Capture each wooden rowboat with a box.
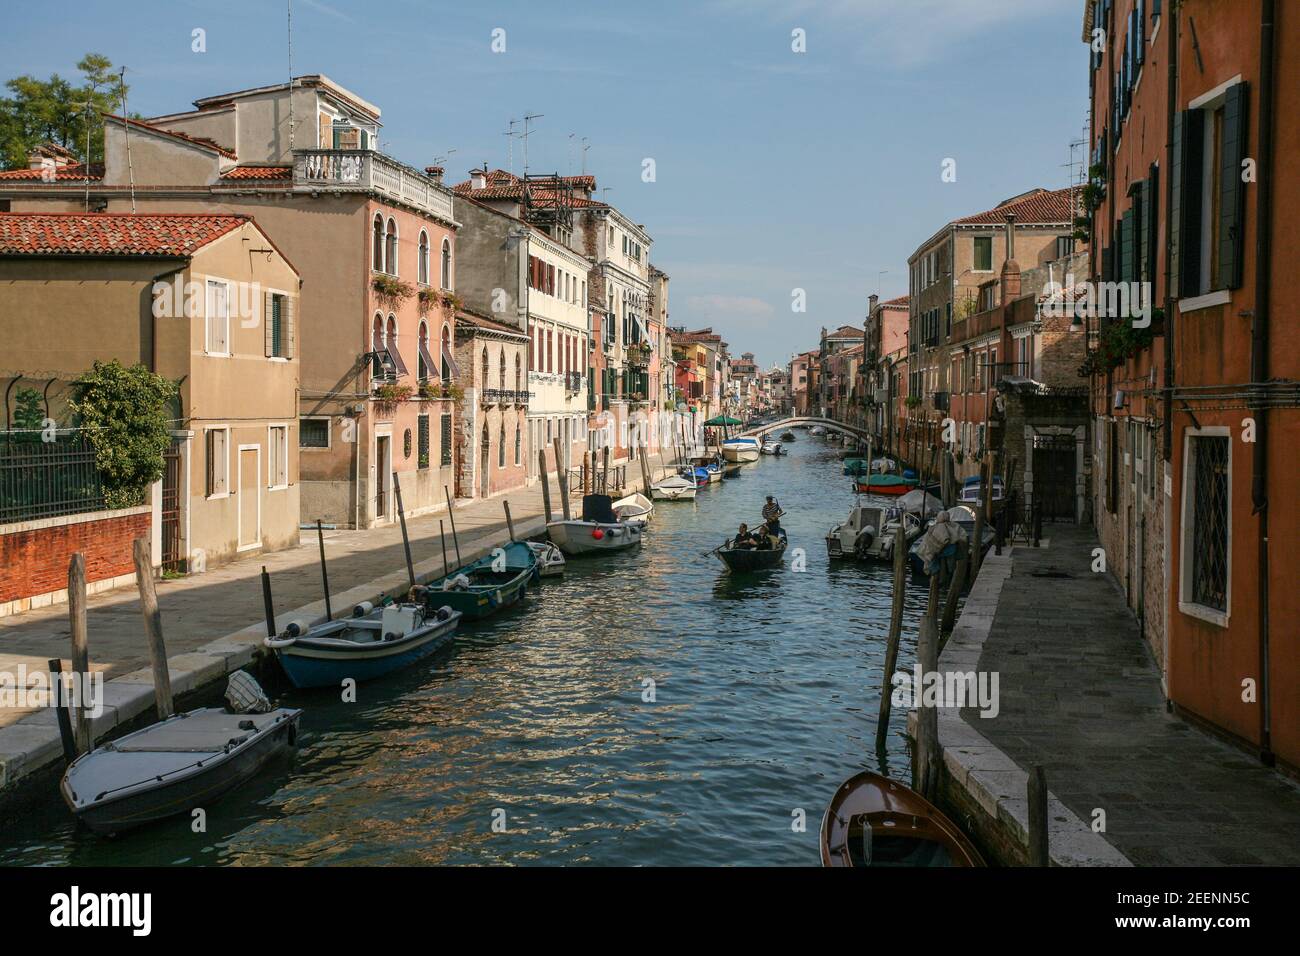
[716,527,787,573]
[821,772,985,867]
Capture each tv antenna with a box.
[503,118,518,176]
[520,113,543,176]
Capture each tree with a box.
[0,54,125,170]
[68,360,177,509]
[11,388,45,443]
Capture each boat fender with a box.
[384,631,400,642]
[435,606,453,622]
[284,619,308,638]
[592,528,605,540]
[353,601,374,618]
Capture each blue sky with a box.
[2,0,1088,368]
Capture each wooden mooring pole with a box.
[913,574,942,801]
[538,451,553,522]
[316,519,333,621]
[133,538,173,719]
[439,519,449,578]
[1028,765,1049,866]
[67,552,91,755]
[939,539,969,650]
[639,446,652,495]
[393,472,415,591]
[553,437,571,520]
[875,522,908,753]
[48,658,77,765]
[503,500,516,541]
[443,485,462,565]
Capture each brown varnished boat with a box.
[820,772,986,867]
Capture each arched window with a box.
[441,325,452,382]
[515,353,522,392]
[481,347,489,388]
[441,238,451,289]
[385,218,398,275]
[499,348,506,390]
[498,425,506,468]
[371,215,384,271]
[418,230,430,285]
[418,321,430,381]
[371,313,385,379]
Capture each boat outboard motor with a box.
[225,670,272,714]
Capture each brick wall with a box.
[0,507,151,611]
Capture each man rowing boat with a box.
[762,495,783,534]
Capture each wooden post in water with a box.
[503,500,516,542]
[875,522,909,753]
[939,539,969,647]
[316,519,333,621]
[538,451,553,523]
[971,457,989,578]
[392,472,415,591]
[48,658,77,765]
[639,446,652,496]
[439,519,449,578]
[1028,765,1049,866]
[443,485,461,565]
[132,538,173,720]
[913,573,942,800]
[553,437,571,520]
[67,553,91,755]
[602,446,610,493]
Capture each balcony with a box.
[565,371,583,394]
[480,388,532,406]
[293,149,455,222]
[625,343,652,368]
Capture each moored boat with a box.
[760,439,783,456]
[716,526,787,572]
[721,436,761,462]
[547,494,644,556]
[821,772,986,867]
[843,457,869,477]
[424,539,538,619]
[810,425,827,436]
[525,539,566,577]
[853,474,919,496]
[612,492,654,527]
[780,430,796,442]
[958,474,1006,507]
[61,674,301,836]
[266,600,462,688]
[825,501,922,561]
[651,474,698,500]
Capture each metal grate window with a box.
[418,414,430,469]
[1190,436,1229,612]
[440,413,452,467]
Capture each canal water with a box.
[1,432,942,866]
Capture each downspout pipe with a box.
[1251,0,1276,766]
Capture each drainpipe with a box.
[1251,0,1276,766]
[1163,4,1178,466]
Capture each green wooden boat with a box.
[843,458,870,476]
[852,474,919,496]
[421,540,538,620]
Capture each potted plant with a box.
[373,275,414,307]
[372,381,413,409]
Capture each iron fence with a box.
[0,432,106,524]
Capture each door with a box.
[238,445,260,550]
[480,429,491,498]
[375,436,390,520]
[1032,435,1076,521]
[161,439,183,570]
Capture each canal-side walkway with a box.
[0,454,678,802]
[940,525,1300,865]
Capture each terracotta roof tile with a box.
[953,186,1078,226]
[0,212,249,257]
[219,165,292,181]
[0,163,104,181]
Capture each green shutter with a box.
[1218,82,1248,290]
[1171,109,1205,298]
[1146,162,1160,291]
[1121,209,1135,284]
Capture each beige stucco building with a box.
[0,212,302,568]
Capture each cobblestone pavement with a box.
[962,524,1300,866]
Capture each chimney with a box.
[424,165,444,184]
[868,293,879,315]
[1000,212,1021,306]
[470,167,487,190]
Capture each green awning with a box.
[704,415,742,426]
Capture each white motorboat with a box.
[525,539,567,577]
[760,439,783,456]
[810,426,827,437]
[612,492,654,527]
[547,494,644,556]
[826,500,923,562]
[650,474,697,501]
[721,437,761,463]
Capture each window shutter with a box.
[1146,162,1160,289]
[285,295,296,359]
[206,430,215,496]
[264,291,274,357]
[1218,82,1249,290]
[1171,109,1204,298]
[1121,209,1135,283]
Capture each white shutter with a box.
[285,296,296,359]
[264,291,274,357]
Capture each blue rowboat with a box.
[421,539,537,620]
[265,601,461,689]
